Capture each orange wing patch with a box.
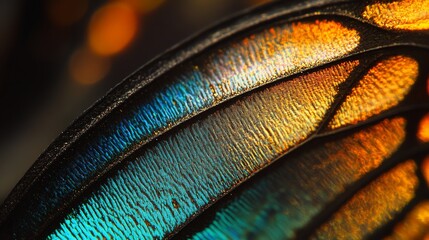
[386,201,429,240]
[328,55,418,130]
[314,160,418,239]
[418,113,429,142]
[363,0,429,31]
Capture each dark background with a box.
[0,0,272,203]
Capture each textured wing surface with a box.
[1,0,429,239]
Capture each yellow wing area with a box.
[363,0,429,30]
[328,55,418,130]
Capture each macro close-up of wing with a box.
[1,0,429,239]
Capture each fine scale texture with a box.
[1,0,429,239]
[190,117,407,239]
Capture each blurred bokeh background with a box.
[0,0,272,203]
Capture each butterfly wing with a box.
[1,0,429,239]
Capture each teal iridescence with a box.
[190,118,404,239]
[49,61,355,238]
[21,18,360,234]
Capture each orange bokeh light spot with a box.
[88,2,138,56]
[418,113,429,142]
[69,47,111,85]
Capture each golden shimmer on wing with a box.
[188,118,406,239]
[363,0,429,30]
[313,160,418,240]
[324,117,406,177]
[417,113,429,142]
[328,56,418,130]
[202,19,360,102]
[385,201,429,240]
